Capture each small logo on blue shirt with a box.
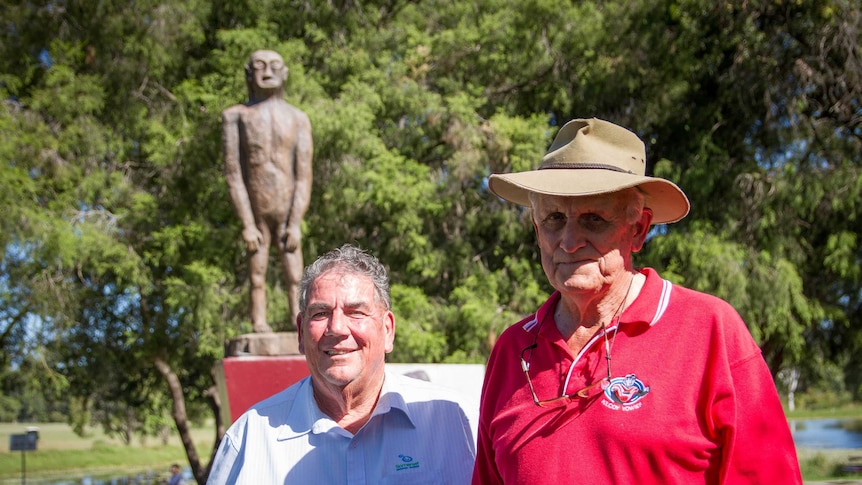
[396,454,420,471]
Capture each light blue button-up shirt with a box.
[208,371,477,484]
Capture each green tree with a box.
[1,1,860,484]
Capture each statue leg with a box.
[280,247,304,331]
[249,225,273,333]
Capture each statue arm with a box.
[223,108,263,251]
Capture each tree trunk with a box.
[204,383,227,464]
[154,357,213,485]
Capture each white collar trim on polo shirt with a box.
[521,314,540,333]
[520,276,673,334]
[649,279,672,326]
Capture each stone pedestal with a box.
[213,332,309,424]
[224,331,300,357]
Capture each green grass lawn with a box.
[3,411,862,483]
[0,422,214,483]
[798,447,862,481]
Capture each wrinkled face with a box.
[532,193,650,297]
[298,269,394,391]
[248,50,286,90]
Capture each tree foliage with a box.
[1,0,860,482]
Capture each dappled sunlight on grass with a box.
[798,448,862,481]
[0,421,215,481]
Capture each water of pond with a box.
[791,418,862,449]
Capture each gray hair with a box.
[528,187,646,225]
[298,244,391,314]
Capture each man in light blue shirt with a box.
[207,244,476,484]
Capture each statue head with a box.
[245,50,288,103]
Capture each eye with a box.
[539,211,566,230]
[308,309,330,320]
[253,60,266,70]
[347,308,373,319]
[580,213,610,230]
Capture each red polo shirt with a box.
[473,268,801,484]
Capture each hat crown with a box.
[486,117,690,224]
[541,119,646,176]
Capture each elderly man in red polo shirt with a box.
[473,118,801,484]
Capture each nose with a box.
[559,219,586,252]
[324,310,350,336]
[262,63,274,78]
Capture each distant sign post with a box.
[9,430,38,484]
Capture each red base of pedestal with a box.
[213,356,310,423]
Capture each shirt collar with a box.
[372,372,417,427]
[525,268,671,339]
[278,377,330,440]
[619,268,672,328]
[277,372,415,440]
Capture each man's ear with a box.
[383,311,396,354]
[632,208,654,253]
[296,314,305,354]
[531,210,539,237]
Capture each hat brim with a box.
[488,169,690,224]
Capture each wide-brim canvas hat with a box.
[488,118,690,224]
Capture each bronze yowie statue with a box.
[222,50,313,333]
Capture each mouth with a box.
[556,259,591,266]
[554,260,599,275]
[325,349,356,356]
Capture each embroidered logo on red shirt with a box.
[601,373,650,411]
